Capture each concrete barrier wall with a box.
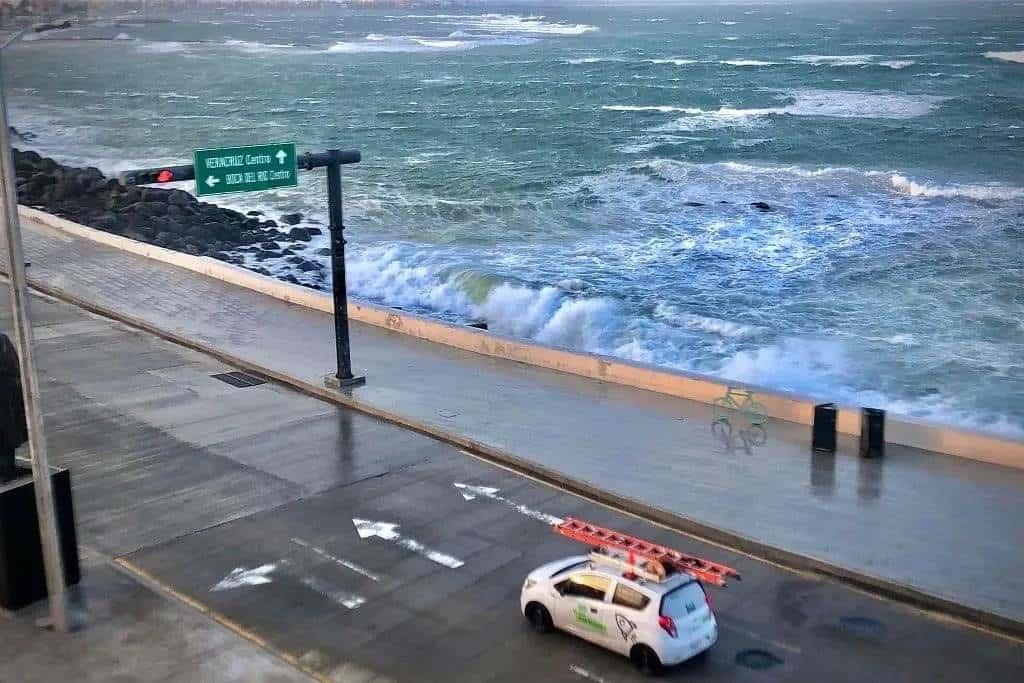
[21,206,1024,469]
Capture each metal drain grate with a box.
[211,371,266,388]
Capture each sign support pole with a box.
[325,150,363,387]
[0,55,69,633]
[120,148,365,389]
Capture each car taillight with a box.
[658,615,678,638]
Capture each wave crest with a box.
[890,174,1024,201]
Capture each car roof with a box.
[567,558,696,595]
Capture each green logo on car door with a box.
[574,604,606,633]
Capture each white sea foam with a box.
[879,60,916,69]
[328,35,469,53]
[789,54,877,66]
[603,105,694,113]
[566,57,622,64]
[654,305,761,339]
[404,13,597,36]
[135,40,190,53]
[654,89,945,131]
[984,51,1024,64]
[643,58,699,66]
[890,174,1024,201]
[721,59,779,66]
[782,89,948,118]
[655,106,777,132]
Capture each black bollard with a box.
[812,402,837,453]
[859,407,885,458]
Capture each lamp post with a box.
[0,25,69,633]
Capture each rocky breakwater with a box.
[12,148,326,286]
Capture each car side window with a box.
[559,573,611,600]
[612,583,650,610]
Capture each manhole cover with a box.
[735,649,783,671]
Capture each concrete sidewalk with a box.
[1,550,310,683]
[12,214,1024,633]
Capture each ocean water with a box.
[6,2,1024,435]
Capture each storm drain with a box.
[211,371,267,388]
[735,649,783,671]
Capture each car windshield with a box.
[660,582,706,618]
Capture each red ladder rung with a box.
[554,517,741,587]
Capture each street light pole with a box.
[324,150,363,387]
[0,46,69,632]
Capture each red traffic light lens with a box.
[156,169,174,182]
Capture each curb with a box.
[15,274,1024,644]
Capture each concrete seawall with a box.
[20,205,1024,469]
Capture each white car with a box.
[521,555,717,675]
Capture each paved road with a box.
[11,212,1024,630]
[2,287,1021,681]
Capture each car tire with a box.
[631,645,663,676]
[525,603,553,633]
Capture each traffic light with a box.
[117,163,195,187]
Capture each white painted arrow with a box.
[211,563,277,591]
[352,518,464,569]
[205,176,220,188]
[276,149,287,165]
[453,483,564,525]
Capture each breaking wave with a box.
[984,50,1024,63]
[890,174,1024,201]
[402,13,597,36]
[650,89,949,131]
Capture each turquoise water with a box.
[7,2,1024,434]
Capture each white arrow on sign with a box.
[211,563,278,591]
[352,518,464,569]
[454,483,564,525]
[276,149,287,165]
[205,176,220,188]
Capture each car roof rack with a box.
[554,517,741,587]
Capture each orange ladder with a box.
[554,517,741,587]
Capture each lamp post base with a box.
[324,373,366,390]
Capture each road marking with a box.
[569,665,607,682]
[211,563,278,591]
[352,518,464,569]
[290,537,380,582]
[453,482,564,525]
[300,576,366,610]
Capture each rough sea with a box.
[6,1,1024,435]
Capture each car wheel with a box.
[632,645,663,676]
[525,603,553,633]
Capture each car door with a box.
[608,580,652,656]
[553,573,614,647]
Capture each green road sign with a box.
[193,142,298,197]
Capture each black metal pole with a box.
[326,150,364,387]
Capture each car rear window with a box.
[660,582,706,618]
